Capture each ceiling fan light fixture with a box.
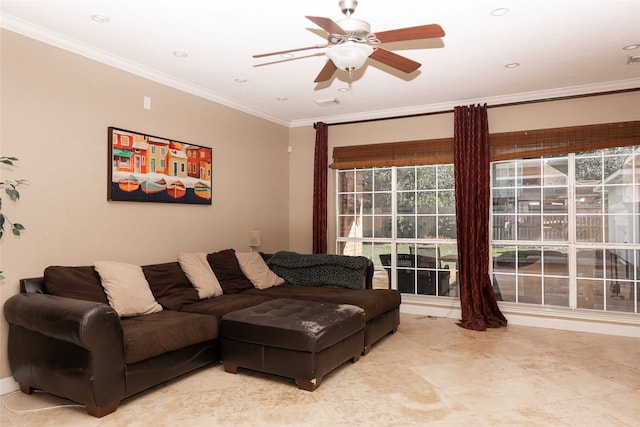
[326,41,373,71]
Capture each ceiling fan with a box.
[253,0,445,83]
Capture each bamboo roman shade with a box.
[330,120,640,169]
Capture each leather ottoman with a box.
[221,298,365,391]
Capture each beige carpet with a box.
[2,314,639,426]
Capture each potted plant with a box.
[1,156,26,280]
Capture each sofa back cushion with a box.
[206,249,253,294]
[43,265,109,304]
[142,262,200,310]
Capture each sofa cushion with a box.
[43,265,109,304]
[94,261,163,317]
[142,262,200,310]
[241,286,401,322]
[180,293,273,320]
[120,310,218,364]
[178,252,223,299]
[235,251,284,290]
[207,249,253,294]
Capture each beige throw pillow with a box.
[178,252,223,298]
[94,261,163,317]
[235,252,284,290]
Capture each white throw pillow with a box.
[94,261,163,317]
[178,252,223,298]
[235,252,284,290]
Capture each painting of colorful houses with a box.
[108,127,212,204]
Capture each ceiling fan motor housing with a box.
[335,18,371,41]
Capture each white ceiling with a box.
[1,0,639,127]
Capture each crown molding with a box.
[3,12,639,129]
[289,79,640,128]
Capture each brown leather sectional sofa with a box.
[4,249,401,417]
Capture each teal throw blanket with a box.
[267,251,369,289]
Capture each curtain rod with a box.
[313,88,639,129]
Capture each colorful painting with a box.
[108,127,212,204]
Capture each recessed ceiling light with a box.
[490,8,509,16]
[90,14,110,23]
[234,78,247,83]
[505,62,520,68]
[172,51,188,58]
[280,53,295,59]
[338,87,350,93]
[623,43,640,50]
[276,97,288,102]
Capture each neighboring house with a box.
[147,137,170,174]
[131,135,149,174]
[186,145,212,180]
[167,149,188,178]
[112,130,135,173]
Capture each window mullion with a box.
[567,153,578,310]
[391,167,398,290]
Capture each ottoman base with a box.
[221,331,362,391]
[221,298,365,391]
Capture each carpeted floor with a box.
[2,313,639,426]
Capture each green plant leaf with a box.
[14,223,25,230]
[12,228,20,236]
[5,188,20,201]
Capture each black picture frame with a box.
[108,127,212,204]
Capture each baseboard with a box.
[0,376,19,396]
[400,299,640,338]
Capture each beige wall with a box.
[0,30,290,380]
[287,126,316,253]
[287,91,640,256]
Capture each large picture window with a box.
[492,147,639,313]
[337,166,458,297]
[336,147,640,315]
[333,120,640,316]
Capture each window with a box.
[336,148,639,314]
[333,120,639,315]
[491,147,639,313]
[337,166,458,296]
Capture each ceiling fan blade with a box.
[314,60,338,83]
[370,48,421,73]
[375,24,445,43]
[306,16,348,36]
[253,44,329,58]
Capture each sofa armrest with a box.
[4,293,126,415]
[5,293,122,349]
[364,259,374,289]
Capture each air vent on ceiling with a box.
[315,98,341,107]
[628,55,640,64]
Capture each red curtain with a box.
[453,105,507,330]
[313,122,328,254]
